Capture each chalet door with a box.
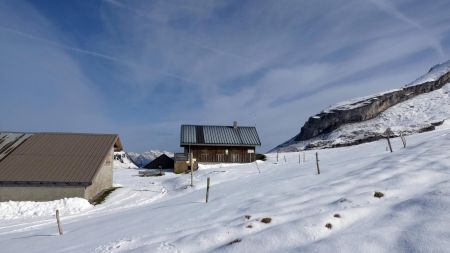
[231,154,240,163]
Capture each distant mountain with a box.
[127,150,174,167]
[113,151,138,169]
[272,60,450,152]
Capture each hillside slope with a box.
[273,61,450,152]
[1,123,450,252]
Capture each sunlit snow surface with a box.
[0,198,92,220]
[1,123,450,252]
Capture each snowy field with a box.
[1,123,450,252]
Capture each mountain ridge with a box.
[273,61,450,152]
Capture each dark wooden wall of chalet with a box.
[144,155,174,169]
[185,146,256,163]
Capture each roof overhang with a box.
[181,143,260,147]
[0,181,91,187]
[114,136,124,151]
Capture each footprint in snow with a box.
[157,241,180,252]
[94,238,135,253]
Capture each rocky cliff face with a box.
[296,70,450,141]
[272,61,450,152]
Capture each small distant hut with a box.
[174,153,198,174]
[144,154,174,170]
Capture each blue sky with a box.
[1,0,450,152]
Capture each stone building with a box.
[0,132,123,202]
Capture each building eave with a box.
[181,143,260,147]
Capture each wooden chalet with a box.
[180,122,261,163]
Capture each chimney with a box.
[233,121,237,129]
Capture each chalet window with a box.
[231,154,240,163]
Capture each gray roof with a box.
[0,132,120,186]
[180,125,261,147]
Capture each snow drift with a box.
[0,198,92,220]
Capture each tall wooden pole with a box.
[56,209,63,235]
[303,152,306,163]
[315,152,320,174]
[189,145,193,187]
[386,137,393,153]
[205,177,210,203]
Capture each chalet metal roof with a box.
[180,125,261,147]
[0,132,120,186]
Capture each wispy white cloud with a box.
[1,0,450,152]
[367,0,446,59]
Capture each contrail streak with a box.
[367,0,446,59]
[102,0,249,61]
[0,24,207,86]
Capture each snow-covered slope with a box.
[114,151,138,169]
[274,61,450,152]
[1,124,450,252]
[127,150,174,167]
[276,83,450,151]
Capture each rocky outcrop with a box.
[294,71,450,141]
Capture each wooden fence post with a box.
[400,132,406,148]
[385,128,393,153]
[299,153,301,164]
[303,152,306,163]
[315,152,320,174]
[189,150,194,187]
[56,209,63,235]
[206,177,210,203]
[386,137,393,153]
[284,156,287,162]
[254,160,261,174]
[276,151,279,163]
